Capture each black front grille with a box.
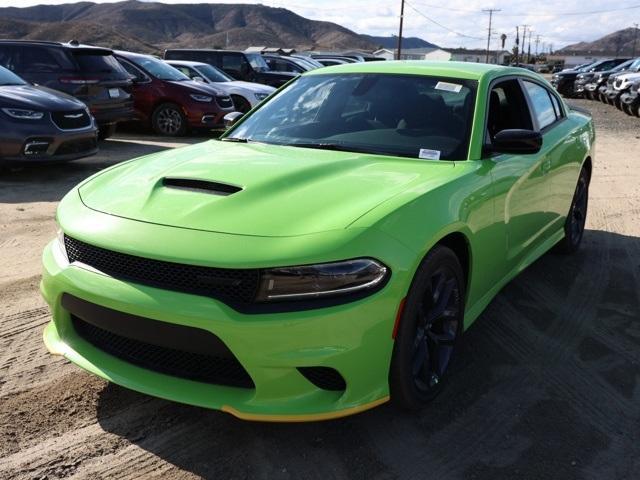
[51,109,92,130]
[298,367,346,391]
[64,294,254,388]
[64,235,260,304]
[55,138,97,156]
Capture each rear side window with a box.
[72,50,129,79]
[17,46,74,73]
[523,81,557,129]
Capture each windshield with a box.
[227,73,477,160]
[0,65,26,86]
[246,53,269,72]
[196,63,234,82]
[629,58,640,71]
[133,56,189,81]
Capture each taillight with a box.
[59,77,100,85]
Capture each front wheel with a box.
[390,246,465,410]
[231,95,252,114]
[152,103,187,136]
[555,167,589,254]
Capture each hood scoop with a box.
[162,177,242,196]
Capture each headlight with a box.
[2,108,44,120]
[255,258,389,302]
[254,92,269,101]
[552,74,559,80]
[190,94,213,103]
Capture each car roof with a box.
[0,39,113,53]
[304,60,534,81]
[165,60,208,67]
[165,49,246,54]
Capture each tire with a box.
[390,245,465,410]
[152,103,187,136]
[622,104,633,116]
[231,95,252,114]
[555,167,589,254]
[634,103,640,118]
[98,124,117,140]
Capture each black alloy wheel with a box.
[152,103,187,136]
[556,167,589,254]
[390,246,465,410]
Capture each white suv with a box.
[166,60,276,113]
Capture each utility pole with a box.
[535,34,541,56]
[396,0,405,60]
[521,25,530,63]
[483,9,501,63]
[528,30,532,63]
[633,23,639,57]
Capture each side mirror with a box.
[192,76,205,83]
[224,111,244,128]
[488,129,542,155]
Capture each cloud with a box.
[0,0,635,50]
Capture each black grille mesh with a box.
[72,315,254,388]
[64,236,259,303]
[298,367,346,391]
[51,109,92,130]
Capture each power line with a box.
[404,0,483,40]
[410,1,640,16]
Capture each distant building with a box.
[374,47,510,64]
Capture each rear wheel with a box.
[555,167,589,254]
[390,246,465,410]
[152,103,187,136]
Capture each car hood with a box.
[0,84,85,110]
[226,80,276,93]
[78,140,456,237]
[168,80,225,97]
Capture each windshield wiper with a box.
[220,137,249,143]
[290,142,376,154]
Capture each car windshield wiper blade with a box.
[290,142,376,154]
[220,137,249,143]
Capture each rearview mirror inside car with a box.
[224,111,244,128]
[488,129,542,155]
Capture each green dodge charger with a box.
[41,61,594,421]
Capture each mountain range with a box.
[557,27,639,56]
[0,0,434,53]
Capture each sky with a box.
[0,0,638,50]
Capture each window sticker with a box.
[435,81,463,93]
[419,148,441,160]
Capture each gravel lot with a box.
[1,101,639,480]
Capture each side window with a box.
[487,79,533,141]
[221,54,245,77]
[176,66,195,78]
[16,47,70,73]
[523,81,557,130]
[119,59,147,82]
[550,93,564,119]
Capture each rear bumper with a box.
[0,122,98,164]
[90,101,136,126]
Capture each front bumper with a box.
[620,91,639,106]
[40,200,415,421]
[0,123,98,164]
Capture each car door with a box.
[117,58,152,120]
[521,80,584,232]
[485,78,553,269]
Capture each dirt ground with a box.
[1,101,639,480]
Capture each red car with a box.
[115,51,235,136]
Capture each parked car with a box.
[290,54,325,68]
[43,62,594,421]
[583,58,640,100]
[164,49,297,87]
[574,59,635,99]
[114,51,234,136]
[606,69,640,109]
[314,58,350,67]
[551,59,628,97]
[311,54,359,63]
[165,60,275,113]
[0,65,97,164]
[262,54,318,74]
[620,79,640,116]
[0,40,134,139]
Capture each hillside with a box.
[361,35,438,50]
[558,27,639,56]
[0,0,378,52]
